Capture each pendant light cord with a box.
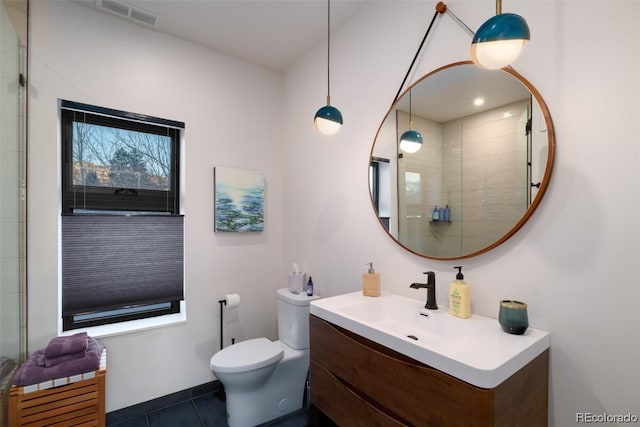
[326,0,331,103]
[408,90,413,129]
[445,6,475,37]
[392,8,442,106]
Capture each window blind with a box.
[61,214,184,318]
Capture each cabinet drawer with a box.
[311,361,404,427]
[310,315,493,426]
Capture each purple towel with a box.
[37,349,86,368]
[44,332,88,359]
[13,338,103,386]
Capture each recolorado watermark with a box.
[576,412,638,424]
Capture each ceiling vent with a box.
[95,0,159,28]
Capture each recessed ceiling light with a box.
[473,97,485,106]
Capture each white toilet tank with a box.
[277,288,319,350]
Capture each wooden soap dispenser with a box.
[362,262,381,297]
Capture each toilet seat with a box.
[210,338,283,374]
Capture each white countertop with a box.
[310,291,549,389]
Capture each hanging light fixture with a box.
[392,2,447,154]
[399,91,423,154]
[388,1,529,151]
[470,0,530,70]
[314,0,343,135]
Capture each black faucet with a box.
[410,271,438,310]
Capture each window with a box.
[61,100,181,214]
[60,100,185,331]
[370,157,390,231]
[369,160,380,210]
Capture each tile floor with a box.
[107,390,308,427]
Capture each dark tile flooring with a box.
[107,389,308,427]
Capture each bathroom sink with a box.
[310,291,549,388]
[338,294,487,342]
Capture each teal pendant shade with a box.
[471,13,530,69]
[399,129,423,154]
[314,0,343,135]
[314,103,343,135]
[400,90,423,154]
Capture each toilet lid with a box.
[210,338,283,374]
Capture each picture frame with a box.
[213,167,265,232]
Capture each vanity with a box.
[309,292,549,426]
[311,54,555,425]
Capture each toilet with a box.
[210,288,319,427]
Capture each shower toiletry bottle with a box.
[306,277,314,296]
[362,262,381,297]
[438,206,445,221]
[449,266,471,319]
[432,205,440,222]
[443,204,450,222]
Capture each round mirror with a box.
[370,61,555,260]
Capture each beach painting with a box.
[214,167,265,232]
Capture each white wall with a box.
[283,1,640,425]
[28,1,284,411]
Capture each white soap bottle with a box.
[449,266,470,319]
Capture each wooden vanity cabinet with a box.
[309,315,548,427]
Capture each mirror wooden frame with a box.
[369,61,556,260]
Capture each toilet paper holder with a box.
[217,294,239,350]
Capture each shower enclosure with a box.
[0,0,27,426]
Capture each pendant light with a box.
[392,3,447,153]
[314,0,343,135]
[399,91,423,154]
[471,0,530,70]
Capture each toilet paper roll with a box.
[224,293,240,309]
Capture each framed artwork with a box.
[214,167,265,232]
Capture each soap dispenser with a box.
[362,262,381,297]
[449,266,470,319]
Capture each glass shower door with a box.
[0,0,27,425]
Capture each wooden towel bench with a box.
[8,349,106,427]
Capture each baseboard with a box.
[106,380,223,425]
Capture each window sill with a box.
[60,301,186,339]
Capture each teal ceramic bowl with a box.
[498,300,529,335]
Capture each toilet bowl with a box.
[210,288,319,427]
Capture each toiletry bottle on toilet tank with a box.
[449,266,470,318]
[307,277,314,296]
